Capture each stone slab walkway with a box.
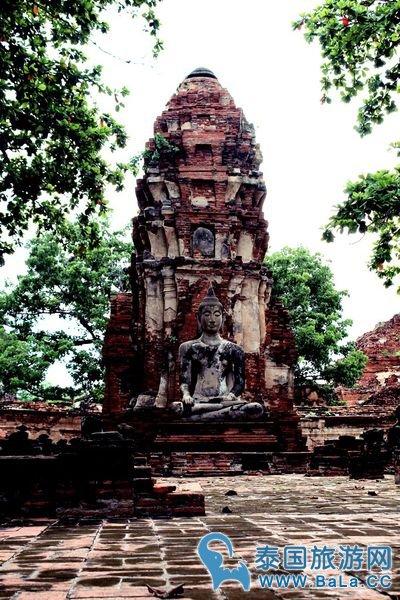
[0,475,399,599]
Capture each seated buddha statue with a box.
[171,287,264,421]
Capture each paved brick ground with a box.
[0,475,399,599]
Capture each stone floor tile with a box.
[70,584,151,598]
[16,593,68,600]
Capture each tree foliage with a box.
[0,219,131,402]
[294,0,400,291]
[0,0,161,264]
[264,247,367,395]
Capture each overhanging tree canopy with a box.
[0,0,161,264]
[294,0,400,291]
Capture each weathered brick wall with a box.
[0,407,82,441]
[299,405,397,450]
[339,313,400,405]
[0,435,204,518]
[0,444,135,517]
[103,293,137,414]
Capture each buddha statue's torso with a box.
[180,338,240,401]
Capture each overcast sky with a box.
[93,0,399,338]
[4,0,399,347]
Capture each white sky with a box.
[3,0,399,358]
[97,0,399,338]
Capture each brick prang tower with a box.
[103,68,302,450]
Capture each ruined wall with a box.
[0,406,82,441]
[339,313,400,406]
[299,405,397,450]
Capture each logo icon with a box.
[197,532,251,591]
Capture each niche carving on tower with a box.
[191,225,215,258]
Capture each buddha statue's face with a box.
[198,303,223,334]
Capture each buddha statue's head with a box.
[197,287,224,335]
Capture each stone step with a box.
[135,482,205,517]
[133,465,152,478]
[145,451,314,476]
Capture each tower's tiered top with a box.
[134,67,269,264]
